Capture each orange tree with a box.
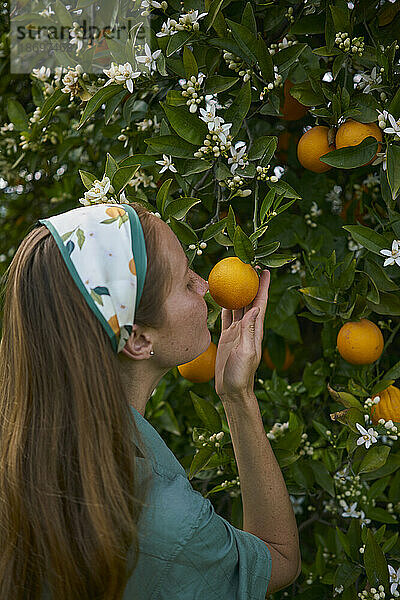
[1,0,400,597]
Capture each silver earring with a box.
[150,350,155,356]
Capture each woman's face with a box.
[153,217,211,367]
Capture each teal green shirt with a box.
[124,405,272,599]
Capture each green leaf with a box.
[190,391,222,431]
[188,446,215,480]
[104,153,118,181]
[254,241,280,258]
[54,0,73,25]
[288,80,324,106]
[7,99,29,131]
[384,361,400,381]
[204,75,239,94]
[224,80,252,138]
[367,291,400,315]
[145,135,198,158]
[309,461,334,496]
[161,103,208,145]
[387,144,400,200]
[169,216,198,244]
[358,445,391,474]
[319,137,378,168]
[266,179,301,199]
[166,30,195,57]
[166,90,186,106]
[364,529,389,591]
[79,170,97,190]
[260,189,276,222]
[164,197,201,220]
[248,136,277,162]
[255,36,274,81]
[112,165,140,194]
[77,84,124,129]
[156,178,173,214]
[203,218,228,241]
[364,259,398,292]
[156,401,181,436]
[233,226,255,263]
[273,43,307,74]
[259,254,296,268]
[225,19,258,63]
[204,0,227,35]
[342,224,390,256]
[183,46,198,78]
[38,88,68,124]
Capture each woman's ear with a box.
[121,324,154,360]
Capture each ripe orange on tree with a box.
[335,119,382,166]
[336,318,384,365]
[279,79,308,121]
[177,341,217,383]
[370,385,400,425]
[263,344,294,371]
[208,256,259,310]
[297,126,335,173]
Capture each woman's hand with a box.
[214,269,270,401]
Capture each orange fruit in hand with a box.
[177,341,217,383]
[208,257,259,310]
[335,119,382,166]
[370,385,400,425]
[280,79,308,121]
[336,319,384,365]
[297,126,334,173]
[263,344,294,371]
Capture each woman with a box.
[0,201,300,599]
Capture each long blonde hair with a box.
[0,202,172,599]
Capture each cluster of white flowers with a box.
[299,432,314,456]
[198,431,225,448]
[259,66,283,100]
[179,72,205,113]
[285,6,294,23]
[61,65,83,100]
[347,235,363,254]
[375,417,399,441]
[268,36,298,55]
[324,465,373,525]
[304,201,322,228]
[188,241,207,256]
[289,495,305,515]
[157,9,207,36]
[228,141,249,174]
[195,100,233,160]
[266,421,289,440]
[69,21,84,53]
[29,106,41,124]
[103,62,141,93]
[325,184,343,215]
[358,584,397,599]
[38,6,54,16]
[140,0,167,16]
[380,240,400,268]
[256,165,278,182]
[79,175,112,206]
[353,66,384,93]
[219,175,252,197]
[222,51,251,82]
[31,66,51,81]
[356,422,378,449]
[127,168,157,191]
[155,153,177,174]
[377,109,400,141]
[335,31,365,55]
[290,259,306,277]
[220,476,240,497]
[136,115,161,132]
